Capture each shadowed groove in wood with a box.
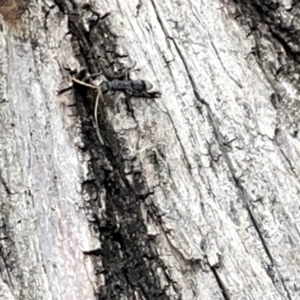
[54,1,174,299]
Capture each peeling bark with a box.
[1,0,300,299]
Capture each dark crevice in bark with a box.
[0,213,16,294]
[206,106,270,261]
[210,266,231,300]
[210,41,243,89]
[0,171,13,196]
[231,174,292,300]
[233,177,292,299]
[274,129,300,184]
[205,104,293,299]
[150,0,208,107]
[74,87,168,299]
[54,2,173,299]
[167,37,208,106]
[277,147,296,175]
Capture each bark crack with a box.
[53,1,176,298]
[0,169,13,195]
[210,41,243,89]
[210,265,231,300]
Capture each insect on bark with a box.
[100,79,161,98]
[61,68,161,146]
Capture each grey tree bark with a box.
[0,0,300,299]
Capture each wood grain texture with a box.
[0,0,300,299]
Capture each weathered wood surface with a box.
[0,0,300,299]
